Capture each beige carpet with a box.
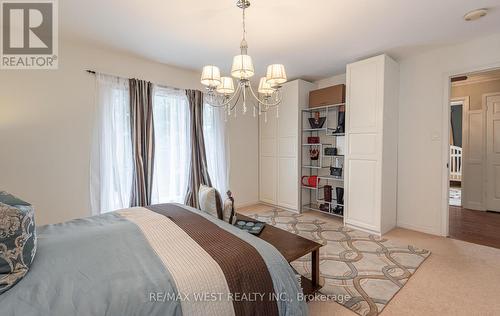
[239,204,500,316]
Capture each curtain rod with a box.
[85,69,185,91]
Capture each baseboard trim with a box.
[345,221,381,236]
[234,200,261,208]
[397,221,442,236]
[463,203,486,211]
[258,201,300,213]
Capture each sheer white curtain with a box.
[90,78,229,211]
[151,87,191,204]
[90,74,133,214]
[203,104,230,198]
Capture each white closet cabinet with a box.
[345,54,399,235]
[259,79,315,211]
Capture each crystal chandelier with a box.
[200,0,287,121]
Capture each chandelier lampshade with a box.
[266,64,287,86]
[231,54,255,79]
[201,65,221,87]
[258,77,275,94]
[216,77,235,94]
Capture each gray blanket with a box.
[0,204,307,316]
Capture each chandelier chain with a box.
[241,5,247,43]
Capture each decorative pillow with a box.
[0,192,36,295]
[198,185,223,220]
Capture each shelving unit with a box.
[300,103,346,219]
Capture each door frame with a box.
[441,64,500,237]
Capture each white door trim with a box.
[441,63,500,237]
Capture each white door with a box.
[462,97,485,211]
[485,93,500,212]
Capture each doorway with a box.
[447,69,500,249]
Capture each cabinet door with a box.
[278,142,298,209]
[260,155,277,203]
[278,157,297,209]
[345,56,384,233]
[277,82,299,210]
[259,108,277,204]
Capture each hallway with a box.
[449,206,500,249]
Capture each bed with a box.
[0,203,307,316]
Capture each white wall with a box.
[0,40,258,225]
[397,32,500,235]
[315,73,346,89]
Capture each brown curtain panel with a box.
[185,89,212,208]
[129,79,155,207]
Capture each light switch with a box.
[431,133,441,141]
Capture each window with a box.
[91,79,229,214]
[151,87,191,204]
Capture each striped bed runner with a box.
[118,204,279,316]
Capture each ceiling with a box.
[61,0,500,81]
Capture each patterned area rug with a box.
[249,209,430,316]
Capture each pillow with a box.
[0,192,36,295]
[198,185,223,220]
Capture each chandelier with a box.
[200,0,287,121]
